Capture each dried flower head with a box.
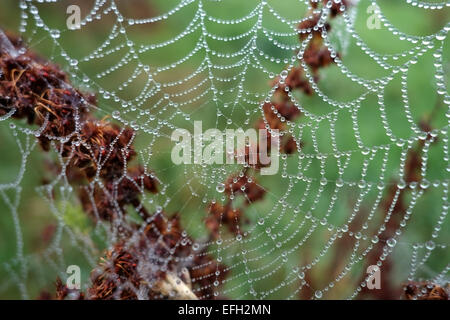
[404,282,449,300]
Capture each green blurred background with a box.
[0,0,449,299]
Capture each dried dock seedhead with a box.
[404,282,449,300]
[225,174,266,205]
[86,213,228,299]
[55,212,229,300]
[206,202,246,239]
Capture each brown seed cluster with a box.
[55,278,85,300]
[205,171,266,239]
[310,0,349,18]
[224,174,266,204]
[298,1,346,75]
[206,202,245,239]
[256,1,346,157]
[205,173,266,240]
[0,32,158,222]
[81,214,229,300]
[403,282,449,300]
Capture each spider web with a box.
[0,0,449,299]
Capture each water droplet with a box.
[112,110,120,119]
[216,183,225,193]
[420,179,430,189]
[425,240,435,250]
[336,178,344,187]
[377,181,385,190]
[397,180,406,189]
[50,29,60,39]
[371,235,379,244]
[358,180,366,189]
[387,238,397,247]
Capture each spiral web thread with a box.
[0,0,449,299]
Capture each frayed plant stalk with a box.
[153,272,198,300]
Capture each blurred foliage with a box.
[0,0,449,299]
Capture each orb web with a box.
[0,0,449,300]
